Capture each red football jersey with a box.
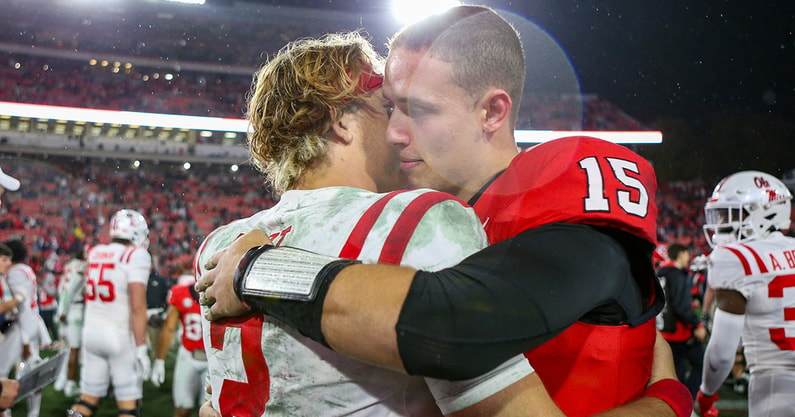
[168,284,204,353]
[474,136,657,244]
[473,136,658,417]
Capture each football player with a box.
[697,171,795,417]
[151,275,207,417]
[54,246,89,397]
[68,209,152,417]
[3,240,50,417]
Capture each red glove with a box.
[696,390,719,417]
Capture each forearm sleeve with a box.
[700,308,744,395]
[396,223,645,379]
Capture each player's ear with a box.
[329,111,356,145]
[480,89,512,134]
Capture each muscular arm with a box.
[129,282,148,347]
[323,224,645,378]
[227,224,649,378]
[700,289,746,396]
[156,306,180,360]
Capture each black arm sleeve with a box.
[396,223,651,380]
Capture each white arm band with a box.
[700,308,744,395]
[425,354,534,415]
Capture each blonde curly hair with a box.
[246,31,385,194]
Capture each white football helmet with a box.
[110,209,150,249]
[703,170,792,247]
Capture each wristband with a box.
[234,245,360,347]
[644,379,693,417]
[235,245,350,301]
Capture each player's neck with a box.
[456,148,518,202]
[293,166,378,193]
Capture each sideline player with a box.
[68,209,152,417]
[0,242,24,339]
[198,5,691,417]
[54,246,89,397]
[696,170,794,417]
[151,275,207,417]
[3,240,50,417]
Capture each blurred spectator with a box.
[656,243,707,399]
[145,268,171,355]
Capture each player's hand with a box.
[693,326,708,343]
[199,399,222,417]
[135,345,151,380]
[0,378,20,409]
[696,390,719,417]
[197,229,271,321]
[150,359,166,387]
[199,384,220,417]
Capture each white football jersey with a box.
[6,263,42,343]
[708,232,795,371]
[197,187,489,417]
[57,258,88,316]
[84,242,151,329]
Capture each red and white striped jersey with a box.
[168,284,204,353]
[196,186,489,417]
[708,231,795,370]
[84,242,151,329]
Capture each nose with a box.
[386,112,411,147]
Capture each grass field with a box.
[10,348,750,417]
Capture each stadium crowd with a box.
[0,159,275,283]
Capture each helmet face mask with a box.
[703,171,792,248]
[109,209,150,249]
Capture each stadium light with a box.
[0,101,661,144]
[0,101,248,133]
[515,130,662,145]
[391,0,460,25]
[164,0,206,4]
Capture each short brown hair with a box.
[666,243,689,261]
[388,5,525,126]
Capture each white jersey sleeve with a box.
[121,247,153,286]
[708,244,769,298]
